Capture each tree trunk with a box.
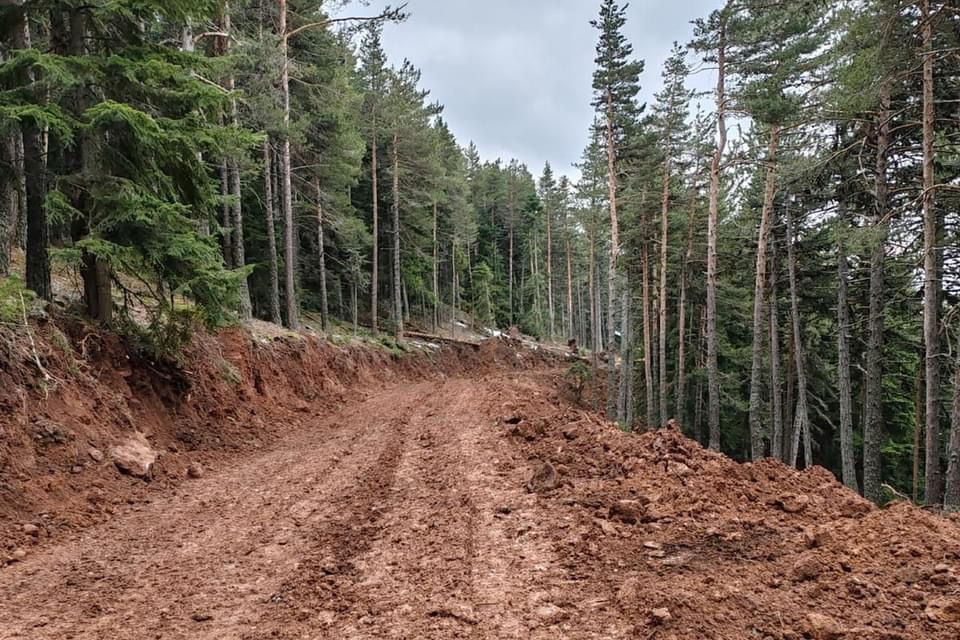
[675,205,694,427]
[262,139,282,324]
[642,241,654,427]
[220,157,233,268]
[914,361,925,502]
[786,204,811,468]
[370,113,380,334]
[222,3,251,320]
[944,349,960,511]
[921,0,941,506]
[391,132,403,339]
[605,92,621,420]
[618,282,632,425]
[837,234,858,492]
[566,220,575,340]
[769,231,785,461]
[432,199,439,332]
[1,126,14,277]
[279,0,299,330]
[863,81,890,503]
[11,12,49,299]
[706,15,727,452]
[314,178,329,331]
[748,126,781,460]
[657,164,669,424]
[546,199,555,341]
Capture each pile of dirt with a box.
[0,316,562,557]
[493,372,960,639]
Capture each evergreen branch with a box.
[284,4,408,42]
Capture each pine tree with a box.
[591,0,643,420]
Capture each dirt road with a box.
[3,367,960,639]
[0,374,613,639]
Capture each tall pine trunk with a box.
[863,81,890,502]
[279,0,298,329]
[546,202,555,340]
[262,139,282,324]
[391,132,403,339]
[786,204,811,468]
[675,204,695,428]
[222,3,251,320]
[658,162,671,425]
[12,11,49,299]
[432,199,439,332]
[921,0,941,506]
[642,241,654,427]
[605,93,621,420]
[370,115,380,334]
[618,282,632,424]
[837,233,858,492]
[944,350,960,511]
[769,230,785,461]
[748,126,781,460]
[706,15,727,451]
[314,178,329,331]
[566,221,575,339]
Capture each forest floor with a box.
[1,323,960,639]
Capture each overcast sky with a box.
[340,0,723,179]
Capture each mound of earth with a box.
[493,372,960,639]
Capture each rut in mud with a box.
[1,335,960,639]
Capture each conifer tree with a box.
[591,0,643,420]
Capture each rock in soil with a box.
[110,434,158,480]
[925,597,960,623]
[187,463,204,479]
[805,612,844,640]
[526,461,558,493]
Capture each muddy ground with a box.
[1,325,959,639]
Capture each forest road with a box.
[0,373,620,640]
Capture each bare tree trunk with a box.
[432,199,439,332]
[837,232,858,492]
[706,15,727,451]
[451,240,458,340]
[769,231,785,461]
[675,204,695,426]
[11,11,49,299]
[13,131,27,251]
[786,204,811,468]
[509,217,515,326]
[642,241,654,427]
[658,163,671,425]
[944,349,960,511]
[914,362,925,502]
[921,0,941,506]
[262,139,282,324]
[314,178,329,330]
[0,133,13,276]
[619,282,632,424]
[863,81,890,502]
[220,157,233,267]
[566,221,575,339]
[391,132,403,339]
[748,126,781,460]
[546,200,555,341]
[222,3,251,320]
[279,0,299,329]
[605,92,621,420]
[370,115,380,334]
